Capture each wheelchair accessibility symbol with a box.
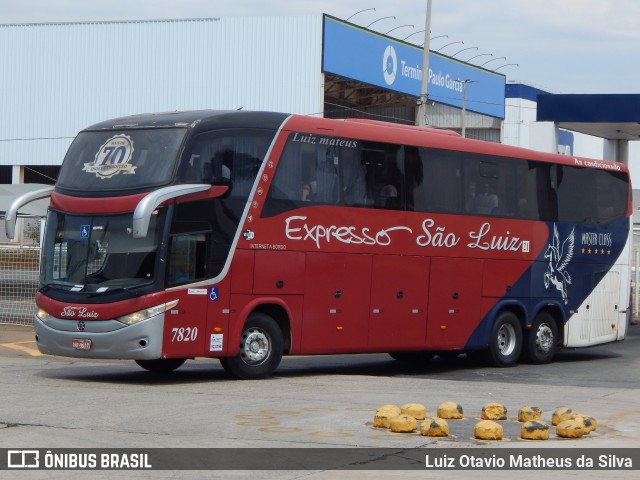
[210,287,219,301]
[80,225,90,239]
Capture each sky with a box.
[2,0,639,94]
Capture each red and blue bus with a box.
[7,110,631,379]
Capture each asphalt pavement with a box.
[1,322,639,479]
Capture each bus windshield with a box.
[40,209,166,293]
[56,128,186,193]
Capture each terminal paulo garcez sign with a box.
[322,15,506,119]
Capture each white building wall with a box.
[0,16,323,167]
[573,134,606,159]
[503,96,537,148]
[504,85,608,160]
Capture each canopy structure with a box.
[537,94,640,163]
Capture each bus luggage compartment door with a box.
[301,252,372,353]
[426,257,483,350]
[368,255,429,351]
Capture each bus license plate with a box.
[72,338,92,350]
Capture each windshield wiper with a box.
[85,286,136,299]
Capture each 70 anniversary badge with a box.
[83,134,137,179]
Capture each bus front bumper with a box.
[34,313,165,360]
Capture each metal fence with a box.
[0,217,41,325]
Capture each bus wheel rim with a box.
[497,323,516,357]
[536,324,554,353]
[240,328,270,365]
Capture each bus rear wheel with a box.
[523,312,558,364]
[135,358,186,372]
[487,311,522,367]
[220,313,284,380]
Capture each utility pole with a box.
[461,80,468,138]
[416,0,432,126]
[460,79,476,138]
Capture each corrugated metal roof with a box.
[0,16,323,167]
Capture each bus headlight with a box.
[36,308,53,323]
[117,300,179,326]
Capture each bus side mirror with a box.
[4,186,54,239]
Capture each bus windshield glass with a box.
[40,209,166,293]
[56,128,186,192]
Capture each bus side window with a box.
[313,146,340,204]
[231,152,260,197]
[180,131,271,197]
[463,157,519,217]
[538,164,558,222]
[414,148,461,214]
[342,148,366,207]
[167,233,208,285]
[597,171,627,223]
[269,141,309,202]
[404,147,423,211]
[265,137,342,210]
[262,139,311,216]
[361,143,404,210]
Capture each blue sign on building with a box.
[322,15,506,119]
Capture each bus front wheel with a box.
[523,312,558,364]
[135,358,186,372]
[487,311,522,367]
[220,313,284,380]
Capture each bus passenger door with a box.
[301,252,372,353]
[163,228,227,358]
[369,255,429,351]
[164,278,232,358]
[163,287,210,358]
[426,257,483,350]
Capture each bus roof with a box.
[284,114,630,175]
[84,110,290,133]
[342,118,461,137]
[81,110,628,175]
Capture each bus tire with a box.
[487,311,522,367]
[220,313,283,380]
[389,351,435,363]
[523,312,558,364]
[135,358,186,372]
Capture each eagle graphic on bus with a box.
[543,224,575,304]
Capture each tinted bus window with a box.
[361,142,404,210]
[341,146,367,207]
[412,148,462,214]
[264,133,360,216]
[554,165,627,225]
[515,162,556,221]
[167,199,237,286]
[264,133,628,225]
[179,129,274,198]
[463,156,518,217]
[266,137,340,208]
[57,128,186,193]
